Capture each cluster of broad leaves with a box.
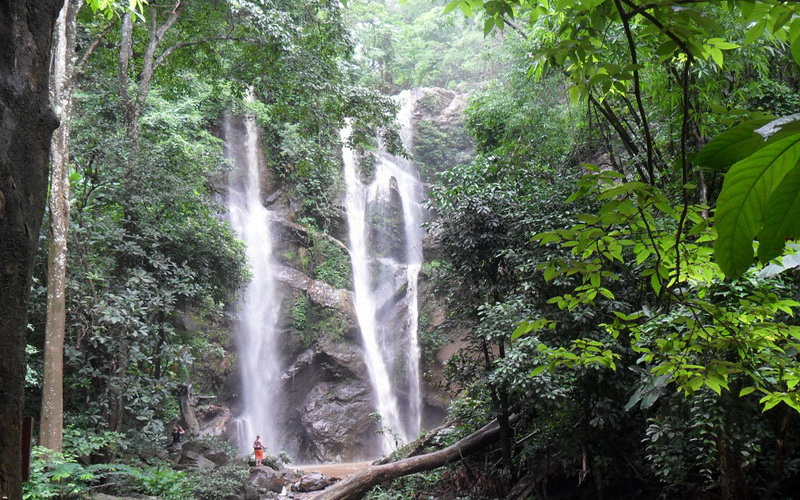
[428,0,800,496]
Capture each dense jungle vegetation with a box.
[4,0,800,498]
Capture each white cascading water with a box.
[225,107,283,454]
[396,92,425,439]
[342,90,425,453]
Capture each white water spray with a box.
[225,108,283,454]
[341,91,426,453]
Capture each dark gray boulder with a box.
[178,450,216,470]
[300,381,377,461]
[291,472,339,492]
[249,465,285,493]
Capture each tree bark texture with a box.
[40,0,80,454]
[178,383,201,436]
[0,0,63,498]
[309,417,512,500]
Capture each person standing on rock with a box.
[171,425,185,445]
[253,435,265,466]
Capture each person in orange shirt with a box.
[253,435,265,466]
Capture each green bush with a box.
[24,428,126,499]
[186,462,249,500]
[311,236,352,290]
[363,470,443,500]
[126,465,187,500]
[292,293,310,332]
[24,447,112,499]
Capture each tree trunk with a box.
[178,383,201,436]
[496,340,514,478]
[40,0,80,454]
[0,1,63,497]
[309,417,515,500]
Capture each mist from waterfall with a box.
[225,110,283,455]
[342,91,426,453]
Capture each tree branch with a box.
[310,416,518,500]
[588,93,641,159]
[614,0,655,185]
[75,23,114,78]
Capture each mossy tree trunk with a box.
[0,0,62,497]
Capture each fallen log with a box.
[309,417,512,500]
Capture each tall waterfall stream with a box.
[342,90,426,452]
[225,111,283,454]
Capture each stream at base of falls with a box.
[295,461,372,478]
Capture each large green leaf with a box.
[714,133,800,277]
[696,118,772,169]
[757,164,800,262]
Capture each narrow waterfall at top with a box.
[342,90,426,453]
[225,109,283,454]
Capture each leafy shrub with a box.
[363,470,442,500]
[24,447,115,499]
[24,428,125,499]
[278,451,293,464]
[121,465,187,500]
[311,236,352,290]
[292,293,310,332]
[186,462,249,500]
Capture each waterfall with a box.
[225,108,283,455]
[341,91,425,453]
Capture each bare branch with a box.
[74,24,114,78]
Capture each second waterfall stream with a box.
[342,90,426,454]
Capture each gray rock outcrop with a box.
[249,466,285,494]
[292,472,339,492]
[177,450,217,470]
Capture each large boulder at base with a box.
[250,465,285,493]
[300,381,377,461]
[178,450,217,470]
[291,472,339,492]
[204,449,230,466]
[196,404,235,437]
[180,439,231,466]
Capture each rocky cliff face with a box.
[200,88,472,462]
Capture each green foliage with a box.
[25,344,42,388]
[24,428,125,499]
[119,465,187,500]
[25,447,106,500]
[465,72,575,172]
[291,292,349,346]
[291,293,311,333]
[533,168,800,411]
[311,236,352,289]
[85,0,146,18]
[429,2,800,495]
[642,389,783,496]
[185,463,249,500]
[363,470,442,500]
[418,306,446,366]
[191,435,240,460]
[278,451,293,464]
[445,0,800,283]
[33,70,249,439]
[700,116,800,277]
[259,451,291,470]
